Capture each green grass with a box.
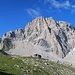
[0,51,75,75]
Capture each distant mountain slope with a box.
[0,16,75,59]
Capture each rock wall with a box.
[0,16,75,58]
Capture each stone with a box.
[14,64,20,68]
[34,54,42,58]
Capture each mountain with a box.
[0,16,75,59]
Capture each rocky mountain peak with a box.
[46,17,55,21]
[0,16,75,58]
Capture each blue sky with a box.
[0,0,75,37]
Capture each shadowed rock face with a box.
[0,38,3,50]
[0,16,75,58]
[0,38,1,42]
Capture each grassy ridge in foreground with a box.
[0,51,75,75]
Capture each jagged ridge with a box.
[0,16,75,58]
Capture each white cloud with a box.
[26,8,40,18]
[44,0,75,13]
[71,5,75,14]
[65,0,70,7]
[46,0,70,9]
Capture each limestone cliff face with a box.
[0,17,75,58]
[0,38,2,49]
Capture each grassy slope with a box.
[0,51,75,75]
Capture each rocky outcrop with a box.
[33,54,42,58]
[0,38,2,50]
[0,16,75,58]
[2,38,13,50]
